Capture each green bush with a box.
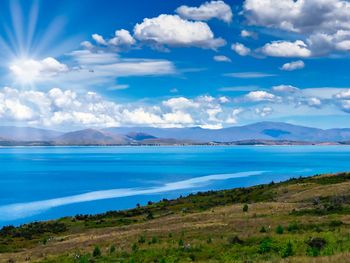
[109,244,116,254]
[259,238,272,254]
[243,204,249,212]
[260,226,267,233]
[92,246,101,257]
[275,225,284,234]
[138,235,146,243]
[282,242,294,258]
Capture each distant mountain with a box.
[2,122,350,145]
[54,129,128,145]
[126,132,157,141]
[104,122,350,142]
[0,126,62,141]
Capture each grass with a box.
[1,172,350,262]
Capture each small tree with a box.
[243,204,249,212]
[92,246,101,257]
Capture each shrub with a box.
[109,245,116,254]
[138,235,146,243]
[92,246,101,257]
[207,237,212,244]
[132,243,138,252]
[260,226,267,233]
[178,239,184,247]
[287,222,299,232]
[146,211,154,220]
[276,225,284,234]
[282,242,294,258]
[259,238,272,254]
[228,235,243,245]
[243,204,249,212]
[151,236,158,244]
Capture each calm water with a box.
[0,146,349,226]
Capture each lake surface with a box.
[0,146,350,226]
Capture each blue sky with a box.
[1,0,350,130]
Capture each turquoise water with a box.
[0,146,349,226]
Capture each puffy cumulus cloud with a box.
[213,55,231,62]
[226,108,243,124]
[244,0,350,34]
[243,0,350,56]
[91,30,136,50]
[92,34,107,45]
[280,60,305,71]
[261,40,311,57]
[163,111,194,125]
[10,57,68,82]
[162,97,199,110]
[255,106,273,117]
[0,87,250,129]
[133,14,226,49]
[246,90,277,102]
[301,97,323,108]
[231,43,251,56]
[109,29,136,47]
[175,1,233,23]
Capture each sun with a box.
[0,1,75,87]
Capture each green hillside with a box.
[2,172,350,262]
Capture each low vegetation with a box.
[1,172,350,262]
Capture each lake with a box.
[0,146,350,226]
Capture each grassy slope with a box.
[1,172,350,262]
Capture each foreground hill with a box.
[1,172,350,262]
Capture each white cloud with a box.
[243,0,350,56]
[231,42,251,56]
[133,14,226,49]
[261,40,311,57]
[246,90,276,102]
[163,111,194,124]
[255,106,273,117]
[109,29,136,47]
[280,60,305,71]
[176,1,233,23]
[225,72,275,78]
[213,55,231,62]
[244,0,350,34]
[304,97,322,108]
[92,34,107,45]
[241,30,257,38]
[10,57,68,83]
[226,108,243,124]
[0,87,252,129]
[162,97,199,110]
[335,89,350,99]
[272,85,300,94]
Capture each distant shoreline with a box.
[0,140,349,147]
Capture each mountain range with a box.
[1,122,350,145]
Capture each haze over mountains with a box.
[1,122,350,145]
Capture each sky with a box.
[1,0,350,130]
